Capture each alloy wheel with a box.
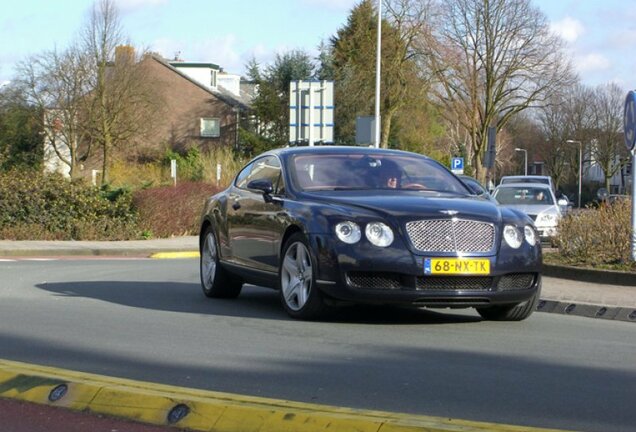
[281,241,313,311]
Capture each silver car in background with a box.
[492,183,562,239]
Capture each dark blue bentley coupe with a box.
[199,146,542,321]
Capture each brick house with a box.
[43,50,254,178]
[142,54,254,152]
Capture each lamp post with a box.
[514,148,527,176]
[566,140,582,208]
[374,0,382,148]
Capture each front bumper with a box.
[310,234,542,307]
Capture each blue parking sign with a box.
[625,91,636,151]
[451,157,464,174]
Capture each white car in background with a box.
[499,175,554,191]
[492,183,562,239]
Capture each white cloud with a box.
[575,53,611,73]
[610,29,636,48]
[550,16,584,43]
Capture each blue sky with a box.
[1,0,635,89]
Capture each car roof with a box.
[500,175,552,183]
[262,145,433,160]
[494,182,553,190]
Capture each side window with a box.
[236,156,282,193]
[234,162,254,189]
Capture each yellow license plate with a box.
[424,258,490,275]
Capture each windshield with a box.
[500,177,550,185]
[291,153,469,194]
[493,186,554,205]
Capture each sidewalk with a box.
[0,236,634,322]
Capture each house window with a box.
[200,118,220,138]
[210,69,217,87]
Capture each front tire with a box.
[476,281,541,321]
[279,233,327,320]
[200,226,242,299]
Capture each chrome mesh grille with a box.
[347,272,402,290]
[405,219,495,253]
[416,276,493,291]
[497,273,536,291]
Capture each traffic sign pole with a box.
[624,91,636,261]
[631,149,636,261]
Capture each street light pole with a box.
[374,0,382,148]
[566,140,582,208]
[514,148,527,176]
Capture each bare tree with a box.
[81,0,161,184]
[420,0,576,181]
[590,82,629,191]
[16,47,92,178]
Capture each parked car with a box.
[499,175,554,191]
[199,146,542,321]
[492,183,561,239]
[457,175,498,203]
[608,194,631,205]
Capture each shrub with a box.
[553,198,634,268]
[133,181,221,238]
[0,170,140,240]
[109,159,165,189]
[198,146,247,186]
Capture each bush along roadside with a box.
[0,170,140,240]
[550,198,636,272]
[0,170,225,240]
[133,181,221,238]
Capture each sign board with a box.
[624,90,636,151]
[289,80,334,145]
[451,157,464,174]
[356,116,375,145]
[482,127,496,169]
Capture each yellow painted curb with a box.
[0,359,573,432]
[149,251,200,259]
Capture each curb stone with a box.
[0,359,571,432]
[542,263,636,287]
[536,300,636,323]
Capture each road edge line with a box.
[149,251,200,259]
[0,359,570,432]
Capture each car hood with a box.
[498,203,559,216]
[308,191,503,223]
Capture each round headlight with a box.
[335,221,361,244]
[503,225,523,249]
[524,225,537,246]
[365,222,394,247]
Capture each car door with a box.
[227,155,285,272]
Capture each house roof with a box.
[168,61,220,70]
[151,55,252,110]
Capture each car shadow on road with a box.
[34,281,482,325]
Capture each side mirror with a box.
[466,183,485,196]
[247,179,274,195]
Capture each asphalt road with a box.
[0,258,635,432]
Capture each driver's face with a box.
[386,176,398,188]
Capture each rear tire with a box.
[477,281,541,321]
[200,226,242,299]
[279,233,327,320]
